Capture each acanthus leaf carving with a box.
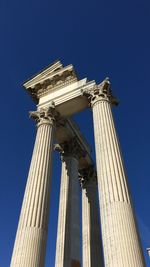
[79,165,97,188]
[82,77,119,107]
[54,138,86,161]
[29,102,61,127]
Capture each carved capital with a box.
[54,138,86,161]
[83,78,119,107]
[29,102,61,127]
[79,165,97,188]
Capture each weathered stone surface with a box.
[55,140,81,267]
[81,168,104,267]
[11,61,145,267]
[87,79,145,267]
[10,107,55,267]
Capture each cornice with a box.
[23,63,78,104]
[23,60,63,88]
[37,71,77,98]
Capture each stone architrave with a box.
[83,79,145,267]
[54,140,82,267]
[80,166,104,267]
[10,104,58,267]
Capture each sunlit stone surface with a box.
[85,78,145,267]
[10,61,145,267]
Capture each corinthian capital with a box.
[54,138,86,161]
[79,165,97,188]
[83,78,119,107]
[29,102,60,127]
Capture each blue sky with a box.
[0,0,150,266]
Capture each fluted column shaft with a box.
[55,142,81,267]
[88,80,145,267]
[82,178,104,267]
[10,107,55,267]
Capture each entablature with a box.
[23,60,78,104]
[55,118,93,170]
[23,60,96,116]
[38,79,96,116]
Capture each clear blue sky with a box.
[0,0,150,266]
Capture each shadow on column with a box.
[63,157,81,267]
[80,167,104,267]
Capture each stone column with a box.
[10,105,57,267]
[54,139,81,267]
[83,79,145,267]
[80,166,104,267]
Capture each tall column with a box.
[10,105,57,267]
[54,139,81,267]
[80,166,104,267]
[83,79,145,267]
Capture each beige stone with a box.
[54,140,81,267]
[10,107,55,267]
[84,78,146,267]
[80,166,104,267]
[10,61,145,267]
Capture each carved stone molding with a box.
[79,165,97,188]
[29,102,61,127]
[54,138,86,161]
[26,68,77,103]
[82,78,119,107]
